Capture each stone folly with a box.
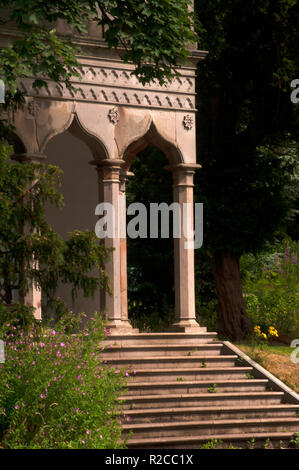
[1,16,207,334]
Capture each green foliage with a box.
[0,302,35,332]
[130,308,174,333]
[194,0,298,339]
[194,248,218,331]
[97,0,196,84]
[289,433,299,449]
[0,0,196,104]
[0,144,110,318]
[195,0,298,255]
[241,237,299,338]
[201,438,222,449]
[207,383,218,393]
[248,438,255,449]
[0,312,129,449]
[264,438,271,449]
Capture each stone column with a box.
[167,163,203,332]
[119,169,135,324]
[96,159,137,334]
[12,152,46,320]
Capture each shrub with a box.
[0,312,129,449]
[241,238,299,339]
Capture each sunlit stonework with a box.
[1,17,207,334]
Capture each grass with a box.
[236,342,299,393]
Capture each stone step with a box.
[106,355,238,370]
[121,391,284,410]
[124,404,299,424]
[101,332,217,347]
[123,417,299,439]
[126,431,297,449]
[100,343,223,359]
[127,366,254,382]
[124,379,269,396]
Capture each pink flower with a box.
[40,342,45,348]
[114,370,120,374]
[86,430,90,435]
[40,394,44,399]
[81,440,85,444]
[14,405,19,410]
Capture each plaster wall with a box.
[44,130,100,317]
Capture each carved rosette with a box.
[108,107,120,125]
[27,99,41,118]
[183,114,193,130]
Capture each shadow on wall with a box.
[43,130,100,318]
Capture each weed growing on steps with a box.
[201,439,222,449]
[246,373,254,379]
[289,433,299,449]
[207,384,218,393]
[248,438,255,449]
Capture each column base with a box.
[167,319,207,333]
[105,319,139,335]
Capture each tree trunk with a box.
[212,252,252,341]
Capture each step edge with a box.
[126,431,296,445]
[126,379,269,387]
[124,404,299,415]
[106,355,238,362]
[121,391,284,401]
[126,367,253,373]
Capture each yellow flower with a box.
[268,326,279,337]
[261,333,267,340]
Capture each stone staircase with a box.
[101,331,299,449]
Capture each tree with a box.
[195,0,299,340]
[0,0,196,102]
[0,142,110,324]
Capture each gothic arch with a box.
[122,121,184,171]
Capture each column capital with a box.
[164,162,202,173]
[93,159,126,182]
[165,163,201,188]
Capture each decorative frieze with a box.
[19,63,196,112]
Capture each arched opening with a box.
[42,117,106,319]
[126,146,175,331]
[118,122,200,333]
[121,124,184,331]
